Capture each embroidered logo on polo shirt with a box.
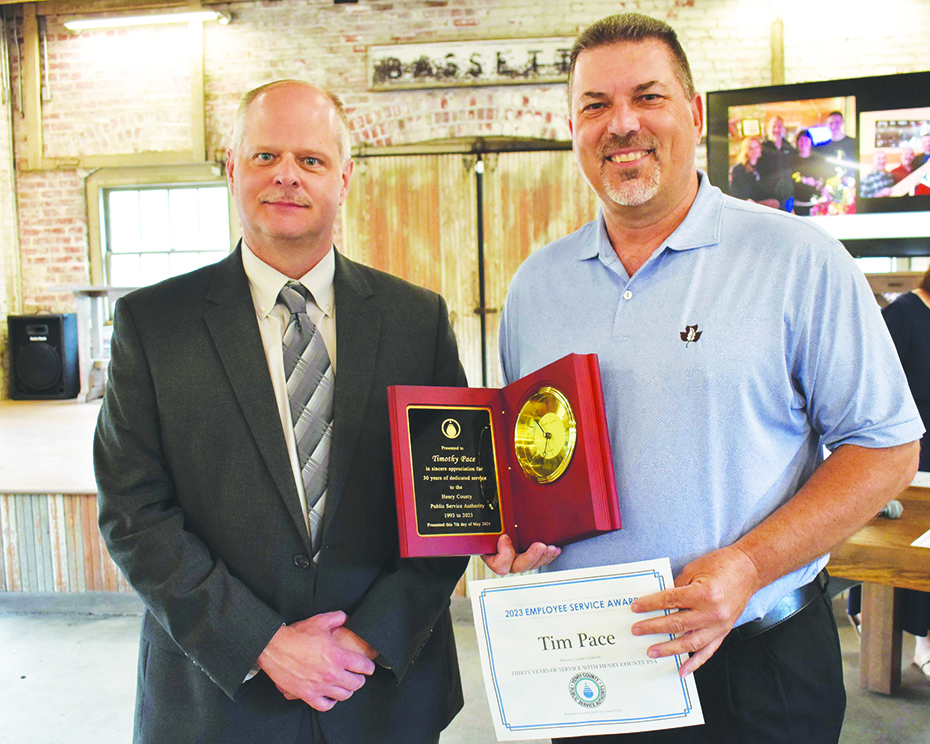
[680,324,702,346]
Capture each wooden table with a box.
[828,485,930,694]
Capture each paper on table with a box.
[470,558,703,741]
[912,471,930,489]
[911,528,930,548]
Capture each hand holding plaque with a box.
[388,353,620,557]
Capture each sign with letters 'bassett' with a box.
[367,37,574,91]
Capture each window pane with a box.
[109,253,143,287]
[139,190,171,253]
[198,187,231,252]
[170,251,226,276]
[104,182,231,289]
[169,189,201,252]
[139,252,171,283]
[911,257,930,273]
[108,191,142,254]
[855,257,893,274]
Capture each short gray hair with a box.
[230,79,353,163]
[568,13,695,112]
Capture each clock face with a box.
[514,386,577,484]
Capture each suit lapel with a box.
[323,252,380,538]
[203,248,312,551]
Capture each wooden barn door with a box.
[340,147,600,588]
[340,153,483,386]
[481,149,600,389]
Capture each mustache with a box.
[597,134,659,159]
[260,192,311,207]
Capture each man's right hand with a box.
[257,611,376,711]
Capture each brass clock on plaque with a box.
[514,386,577,483]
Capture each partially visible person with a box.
[816,110,859,168]
[849,264,930,678]
[729,136,778,207]
[891,148,916,184]
[860,150,895,198]
[790,128,830,216]
[913,136,930,196]
[912,133,930,170]
[756,115,795,209]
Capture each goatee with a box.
[603,163,661,206]
[597,133,660,206]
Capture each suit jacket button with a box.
[294,554,311,568]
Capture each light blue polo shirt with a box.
[500,172,924,626]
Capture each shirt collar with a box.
[664,171,725,253]
[241,241,336,319]
[580,170,725,263]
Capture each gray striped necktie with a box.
[278,281,333,555]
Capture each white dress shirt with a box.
[240,241,337,535]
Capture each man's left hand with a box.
[629,545,760,677]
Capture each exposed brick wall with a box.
[15,170,88,314]
[0,98,16,401]
[39,21,193,158]
[201,0,775,155]
[0,0,928,393]
[784,0,930,82]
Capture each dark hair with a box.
[827,111,844,120]
[796,129,813,145]
[567,12,695,110]
[921,264,930,295]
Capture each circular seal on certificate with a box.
[569,672,606,708]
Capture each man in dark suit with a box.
[94,80,468,743]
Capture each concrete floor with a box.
[2,593,930,743]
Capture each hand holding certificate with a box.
[470,558,703,740]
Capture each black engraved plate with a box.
[407,406,503,537]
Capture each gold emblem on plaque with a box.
[514,386,577,483]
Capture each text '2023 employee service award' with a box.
[388,353,621,557]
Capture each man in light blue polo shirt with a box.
[482,13,923,744]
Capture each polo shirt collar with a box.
[581,170,724,263]
[665,171,725,253]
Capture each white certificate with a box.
[470,558,703,740]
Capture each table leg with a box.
[859,583,902,694]
[86,295,107,400]
[72,295,92,403]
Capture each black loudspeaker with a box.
[8,314,80,400]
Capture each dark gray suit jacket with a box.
[95,247,469,743]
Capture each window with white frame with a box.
[104,184,231,287]
[854,256,894,274]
